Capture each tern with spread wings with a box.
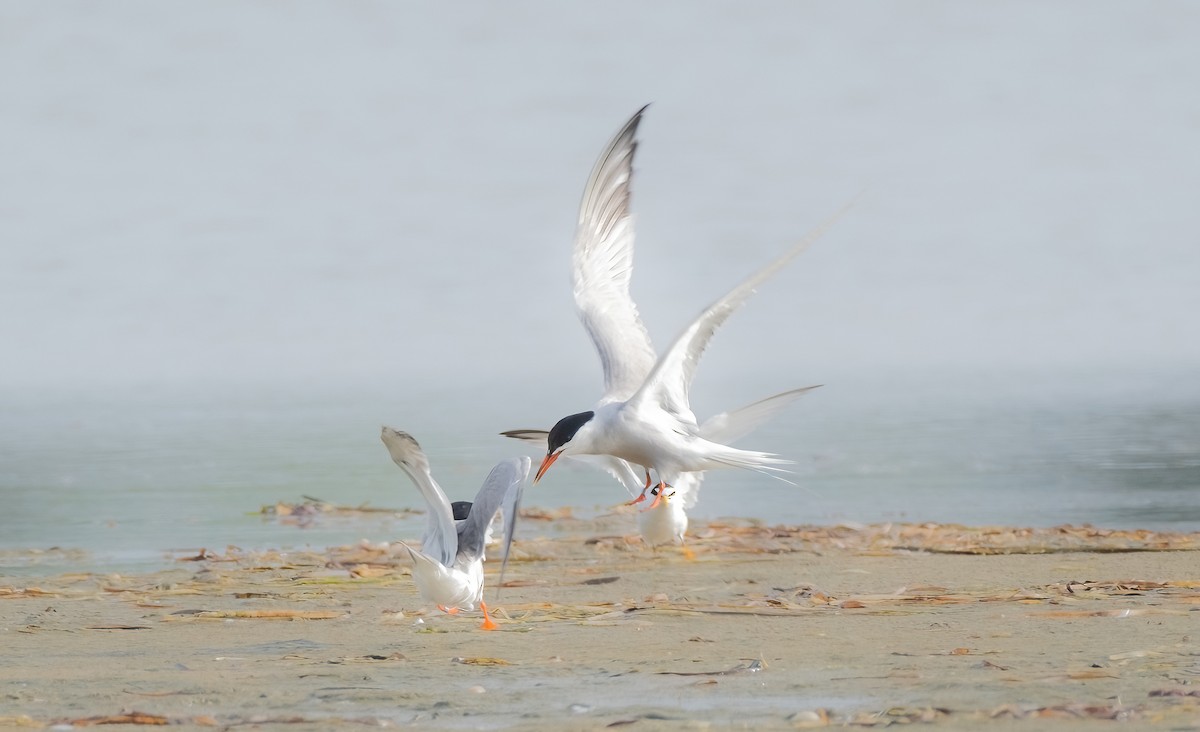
[504,386,817,546]
[505,106,844,535]
[381,427,528,630]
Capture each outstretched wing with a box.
[699,386,821,445]
[572,105,658,405]
[380,427,457,567]
[630,202,852,419]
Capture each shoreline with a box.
[2,520,1199,729]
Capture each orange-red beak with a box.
[533,451,561,484]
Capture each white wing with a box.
[572,105,658,405]
[699,386,821,445]
[584,455,645,497]
[380,427,457,568]
[629,202,852,419]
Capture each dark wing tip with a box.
[500,429,546,438]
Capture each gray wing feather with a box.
[498,428,549,445]
[380,427,457,567]
[494,456,530,596]
[573,105,658,404]
[457,457,529,567]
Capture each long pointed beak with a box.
[533,451,561,484]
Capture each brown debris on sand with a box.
[2,519,1198,729]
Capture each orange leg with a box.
[625,471,655,505]
[479,601,498,631]
[437,605,460,615]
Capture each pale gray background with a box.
[4,2,1197,399]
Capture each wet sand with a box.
[2,516,1199,730]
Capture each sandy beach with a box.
[2,515,1199,730]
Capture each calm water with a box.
[3,373,1197,575]
[4,4,1199,574]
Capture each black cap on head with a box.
[547,411,595,454]
[450,500,473,521]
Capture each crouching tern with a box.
[381,426,529,630]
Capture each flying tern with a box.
[504,386,818,546]
[510,105,845,522]
[381,426,529,630]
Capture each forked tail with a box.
[702,444,796,486]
